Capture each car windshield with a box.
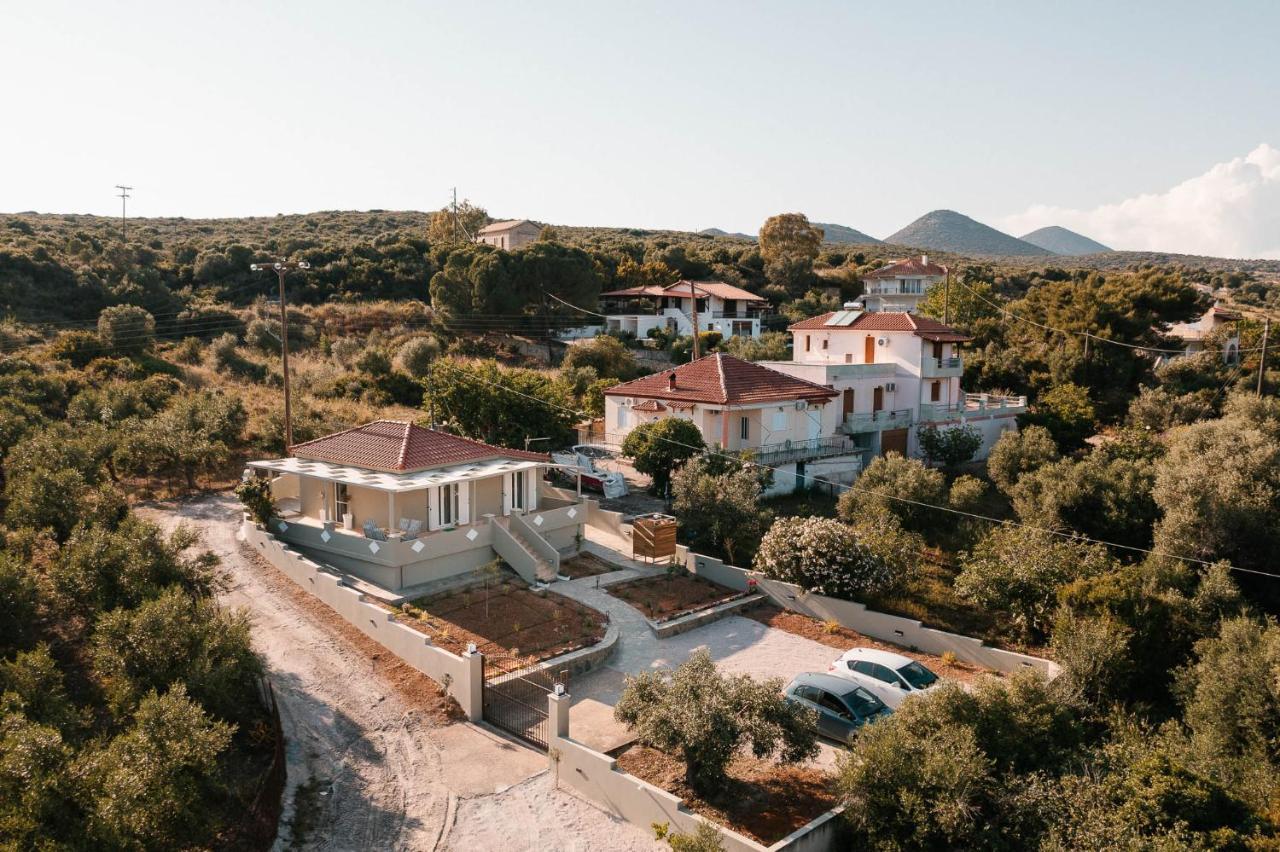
[841,686,885,716]
[898,661,938,689]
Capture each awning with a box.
[246,455,546,493]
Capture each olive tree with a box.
[836,452,947,536]
[614,649,817,793]
[754,516,895,599]
[620,418,706,495]
[917,424,982,471]
[671,454,768,565]
[985,424,1059,494]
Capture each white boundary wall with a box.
[243,519,484,719]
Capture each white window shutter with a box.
[427,487,440,531]
[458,481,470,525]
[526,469,538,511]
[502,474,512,516]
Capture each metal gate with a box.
[482,656,566,750]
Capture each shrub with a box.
[986,424,1059,494]
[97,305,156,356]
[395,335,440,378]
[47,329,103,368]
[1025,382,1096,451]
[235,476,274,525]
[917,424,982,471]
[209,333,266,381]
[621,418,706,495]
[836,452,946,536]
[561,335,639,381]
[671,455,768,565]
[170,337,204,365]
[754,516,895,599]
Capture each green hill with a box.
[1020,225,1112,255]
[812,222,882,245]
[886,210,1052,257]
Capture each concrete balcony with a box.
[921,356,963,378]
[753,435,863,466]
[758,361,896,382]
[839,408,914,433]
[919,393,1027,422]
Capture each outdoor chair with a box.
[362,519,387,541]
[403,519,423,541]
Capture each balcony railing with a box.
[921,356,963,378]
[840,408,914,433]
[920,393,1028,421]
[753,436,862,466]
[710,310,764,319]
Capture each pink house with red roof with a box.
[245,421,586,590]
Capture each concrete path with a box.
[548,557,845,767]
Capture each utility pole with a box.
[688,281,703,360]
[942,266,951,325]
[1258,317,1271,398]
[250,260,312,453]
[114,185,132,242]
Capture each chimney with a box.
[921,254,928,265]
[667,371,677,391]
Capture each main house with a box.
[603,353,865,493]
[246,421,586,591]
[766,308,1024,459]
[855,255,947,313]
[598,280,768,341]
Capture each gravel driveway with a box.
[141,493,661,852]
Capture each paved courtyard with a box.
[556,538,846,766]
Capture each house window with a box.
[512,470,526,511]
[821,338,829,350]
[334,483,349,521]
[617,405,628,428]
[930,381,941,402]
[740,417,750,441]
[772,410,788,431]
[805,335,811,352]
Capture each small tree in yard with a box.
[614,649,818,794]
[671,455,768,565]
[754,516,895,599]
[917,424,982,471]
[621,418,706,495]
[235,476,274,525]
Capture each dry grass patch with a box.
[607,572,742,621]
[613,743,836,845]
[558,551,618,579]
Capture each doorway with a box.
[842,389,854,417]
[873,386,884,412]
[864,335,876,364]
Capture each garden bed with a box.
[612,743,837,845]
[558,551,619,579]
[744,603,994,684]
[607,572,742,621]
[385,578,607,674]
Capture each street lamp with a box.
[250,260,311,454]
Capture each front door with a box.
[864,335,876,364]
[873,386,884,412]
[932,341,944,360]
[842,389,854,417]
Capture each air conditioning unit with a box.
[885,382,897,392]
[877,337,889,347]
[794,400,808,411]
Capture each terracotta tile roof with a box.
[478,219,537,234]
[864,256,949,279]
[290,420,547,473]
[604,354,836,406]
[787,311,970,341]
[600,280,765,301]
[631,399,666,412]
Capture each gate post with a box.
[548,688,570,740]
[462,647,484,722]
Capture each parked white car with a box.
[828,648,941,708]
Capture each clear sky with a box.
[3,1,1279,255]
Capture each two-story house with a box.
[856,255,947,313]
[765,308,1025,460]
[603,353,866,493]
[599,280,767,341]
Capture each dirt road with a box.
[141,493,660,852]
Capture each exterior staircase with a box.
[492,516,560,584]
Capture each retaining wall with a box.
[243,520,484,719]
[678,547,1057,677]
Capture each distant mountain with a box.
[812,222,882,245]
[886,210,1052,257]
[698,227,754,239]
[1019,225,1112,256]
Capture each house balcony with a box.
[753,435,864,466]
[838,408,914,434]
[760,361,896,382]
[920,356,963,378]
[919,393,1027,422]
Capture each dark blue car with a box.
[784,672,893,743]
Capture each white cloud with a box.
[1000,144,1280,259]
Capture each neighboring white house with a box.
[246,421,586,590]
[765,308,1025,461]
[476,219,542,250]
[1165,304,1242,363]
[603,353,866,494]
[596,280,768,341]
[856,255,947,313]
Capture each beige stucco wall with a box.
[474,476,503,517]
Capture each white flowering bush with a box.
[753,516,895,599]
